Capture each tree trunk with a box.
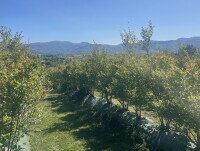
[139,105,141,118]
[104,90,110,104]
[135,105,141,120]
[108,96,112,104]
[196,130,200,151]
[7,115,14,151]
[126,101,129,110]
[165,120,171,130]
[0,102,3,144]
[10,109,21,151]
[159,117,165,130]
[101,92,104,99]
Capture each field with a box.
[1,23,200,151]
[29,94,137,151]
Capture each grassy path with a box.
[29,94,133,151]
[29,94,88,151]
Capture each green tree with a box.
[121,28,138,54]
[140,21,154,55]
[95,52,117,103]
[172,57,200,150]
[149,53,179,128]
[0,27,47,151]
[112,55,152,118]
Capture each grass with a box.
[29,94,135,151]
[29,94,87,151]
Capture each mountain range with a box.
[29,37,200,55]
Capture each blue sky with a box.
[1,0,200,44]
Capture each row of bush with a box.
[0,27,47,150]
[49,46,200,150]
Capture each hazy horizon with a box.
[1,0,200,44]
[29,36,200,45]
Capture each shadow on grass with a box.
[44,94,134,151]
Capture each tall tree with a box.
[140,21,154,55]
[120,27,138,54]
[0,27,47,151]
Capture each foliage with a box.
[178,44,197,56]
[120,28,138,53]
[140,21,154,55]
[0,27,47,151]
[42,55,65,67]
[112,54,152,118]
[50,47,200,150]
[47,22,200,150]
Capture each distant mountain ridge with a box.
[29,37,200,55]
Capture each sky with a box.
[1,0,200,44]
